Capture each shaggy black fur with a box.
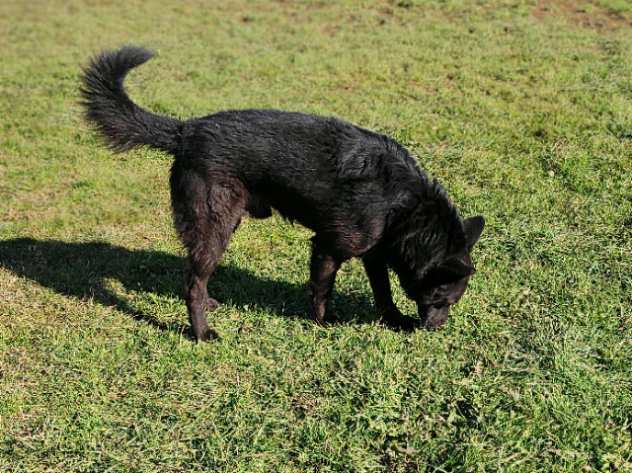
[80,45,485,341]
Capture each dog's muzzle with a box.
[419,304,449,329]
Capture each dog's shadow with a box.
[0,238,379,336]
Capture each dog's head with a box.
[415,216,484,328]
[391,215,484,329]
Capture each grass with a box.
[1,0,631,471]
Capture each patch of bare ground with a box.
[533,0,632,30]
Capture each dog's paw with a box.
[312,309,339,326]
[204,297,220,312]
[381,309,421,332]
[195,327,220,342]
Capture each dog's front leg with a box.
[362,253,401,318]
[309,240,341,325]
[362,253,418,330]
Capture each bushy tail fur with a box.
[80,46,182,153]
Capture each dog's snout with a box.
[418,304,450,329]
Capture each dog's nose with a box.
[419,304,449,329]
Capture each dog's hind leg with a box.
[309,238,343,325]
[171,168,246,341]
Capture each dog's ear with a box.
[436,258,475,280]
[463,216,485,249]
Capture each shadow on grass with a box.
[0,238,378,337]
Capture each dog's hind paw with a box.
[312,309,339,326]
[195,327,220,342]
[204,297,220,312]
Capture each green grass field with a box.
[1,0,631,471]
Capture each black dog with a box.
[81,46,484,341]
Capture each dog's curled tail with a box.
[80,46,182,154]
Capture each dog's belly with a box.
[255,186,386,258]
